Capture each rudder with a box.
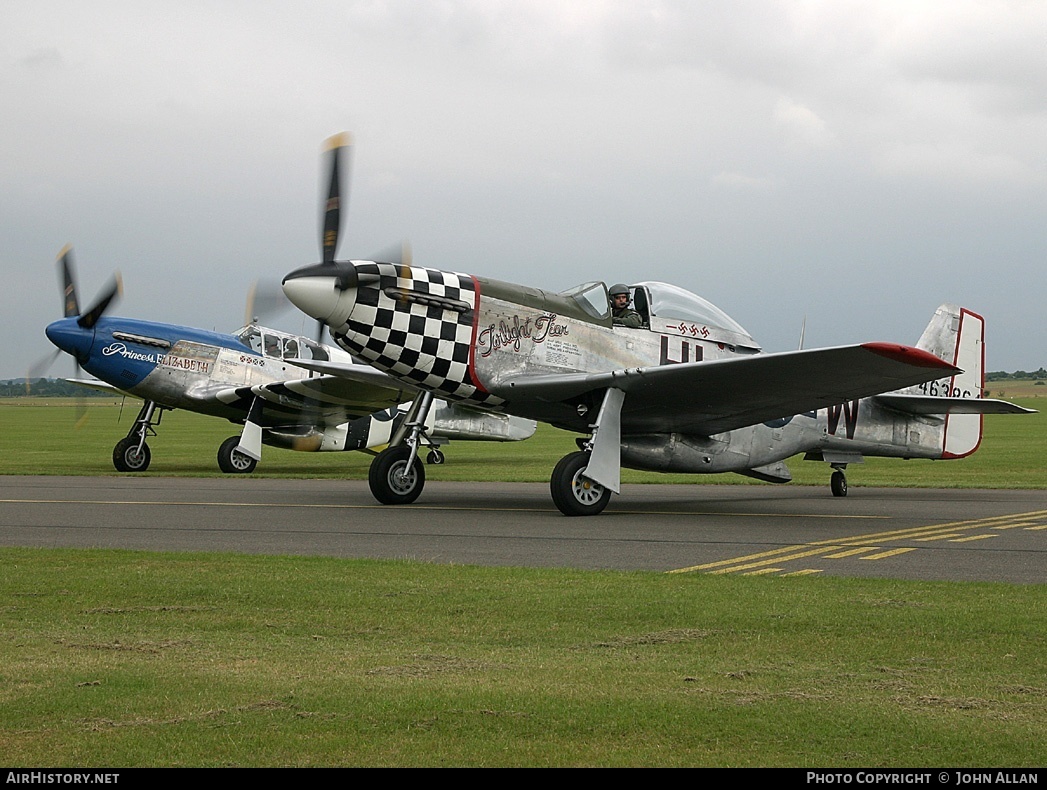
[914,304,986,458]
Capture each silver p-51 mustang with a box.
[281,135,1032,515]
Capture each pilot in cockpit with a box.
[609,283,643,328]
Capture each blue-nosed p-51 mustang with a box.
[43,246,535,473]
[280,134,1033,516]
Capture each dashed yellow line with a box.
[824,547,879,559]
[860,547,918,560]
[670,510,1045,576]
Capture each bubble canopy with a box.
[635,281,759,350]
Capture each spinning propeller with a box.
[33,246,122,383]
[299,133,411,344]
[59,245,123,332]
[30,246,122,420]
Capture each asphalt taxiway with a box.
[1,476,1044,583]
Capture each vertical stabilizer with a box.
[914,304,986,458]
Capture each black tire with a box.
[113,438,151,472]
[369,446,426,505]
[218,436,258,474]
[426,449,445,465]
[831,470,848,498]
[550,451,611,517]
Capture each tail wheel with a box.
[113,438,151,472]
[218,436,258,474]
[831,470,848,497]
[550,451,611,517]
[369,445,426,505]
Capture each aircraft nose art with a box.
[45,317,92,361]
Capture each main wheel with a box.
[218,436,258,474]
[550,451,611,517]
[369,446,426,505]
[830,470,848,497]
[113,438,151,472]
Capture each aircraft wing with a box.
[204,373,416,423]
[497,342,961,435]
[284,358,424,395]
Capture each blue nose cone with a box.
[45,317,93,362]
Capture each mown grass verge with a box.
[2,548,1045,767]
[0,397,1043,488]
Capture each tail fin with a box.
[914,304,986,458]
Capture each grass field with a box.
[0,391,1044,488]
[2,549,1045,767]
[0,392,1044,767]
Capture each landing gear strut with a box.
[830,465,848,497]
[368,391,433,505]
[113,400,161,472]
[549,388,624,516]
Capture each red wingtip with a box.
[861,342,961,371]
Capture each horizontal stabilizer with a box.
[875,394,1036,415]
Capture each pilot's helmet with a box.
[609,283,631,298]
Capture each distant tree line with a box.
[986,368,1047,382]
[0,379,114,398]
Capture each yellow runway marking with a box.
[670,510,1045,576]
[706,546,847,574]
[824,547,879,558]
[861,547,917,560]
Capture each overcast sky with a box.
[4,0,1045,382]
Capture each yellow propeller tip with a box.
[324,132,353,151]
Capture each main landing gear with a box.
[550,451,611,517]
[830,464,848,497]
[549,387,624,517]
[368,392,433,505]
[218,436,258,474]
[112,400,161,472]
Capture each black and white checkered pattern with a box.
[332,262,505,407]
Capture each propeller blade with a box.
[58,245,80,318]
[77,271,123,329]
[372,239,412,267]
[320,132,352,264]
[24,349,62,394]
[244,279,289,325]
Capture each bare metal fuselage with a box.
[471,289,947,479]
